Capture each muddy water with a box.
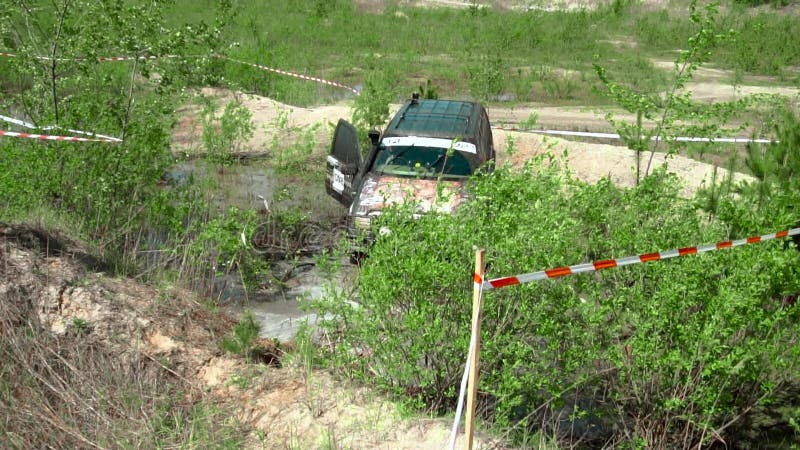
[224,257,356,342]
[171,160,344,222]
[174,158,354,341]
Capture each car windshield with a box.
[371,145,473,179]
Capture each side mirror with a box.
[368,129,380,147]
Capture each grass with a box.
[0,259,245,449]
[161,0,800,107]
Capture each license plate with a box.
[332,168,345,193]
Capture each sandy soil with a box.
[177,88,757,199]
[0,225,502,450]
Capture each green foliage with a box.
[520,111,539,130]
[351,70,397,132]
[312,158,800,446]
[68,318,90,336]
[189,206,269,295]
[594,0,762,183]
[745,108,800,207]
[468,55,506,102]
[730,0,790,8]
[221,311,261,358]
[109,0,799,108]
[0,0,234,272]
[710,107,800,236]
[418,79,439,100]
[272,122,322,174]
[201,97,255,166]
[149,401,242,449]
[719,12,800,77]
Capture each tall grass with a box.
[163,0,800,106]
[0,235,244,448]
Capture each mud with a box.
[224,255,356,342]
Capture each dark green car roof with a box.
[383,99,481,142]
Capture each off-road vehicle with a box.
[325,94,495,250]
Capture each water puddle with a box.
[222,256,356,342]
[171,160,343,222]
[171,157,354,341]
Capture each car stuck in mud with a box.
[325,95,495,252]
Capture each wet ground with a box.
[171,160,343,221]
[172,157,354,342]
[223,256,357,341]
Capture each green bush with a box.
[201,98,255,166]
[467,55,506,102]
[189,206,269,296]
[221,311,261,358]
[313,157,800,447]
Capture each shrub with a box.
[313,157,800,447]
[221,311,261,358]
[201,97,255,166]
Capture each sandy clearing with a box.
[186,90,754,198]
[650,59,800,101]
[489,105,622,133]
[494,128,754,197]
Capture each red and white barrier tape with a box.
[0,129,119,143]
[1,51,360,95]
[96,55,173,62]
[215,55,360,95]
[492,126,775,144]
[0,114,123,142]
[1,51,358,144]
[481,227,800,290]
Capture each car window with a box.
[370,145,473,179]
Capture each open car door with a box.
[325,119,362,206]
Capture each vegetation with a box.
[314,155,800,447]
[221,310,261,357]
[159,0,800,105]
[0,233,244,448]
[201,96,255,167]
[308,2,799,448]
[1,0,799,448]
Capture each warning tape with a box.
[96,55,173,62]
[215,55,360,95]
[0,129,119,143]
[1,51,360,95]
[0,114,35,128]
[493,126,775,144]
[481,227,800,290]
[1,51,358,144]
[0,114,123,142]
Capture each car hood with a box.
[352,174,466,217]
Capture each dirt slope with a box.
[0,224,502,449]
